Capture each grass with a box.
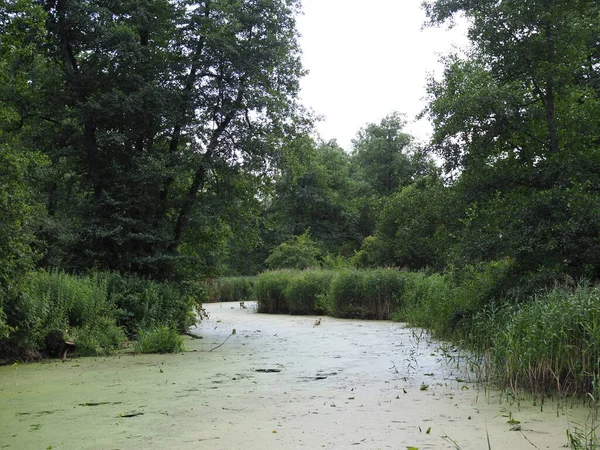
[284,270,334,314]
[207,276,257,303]
[328,268,405,319]
[0,270,199,360]
[486,282,600,396]
[135,325,185,354]
[251,268,405,318]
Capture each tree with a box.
[353,176,453,270]
[351,112,425,197]
[1,0,306,279]
[422,0,600,283]
[423,0,600,175]
[267,137,362,255]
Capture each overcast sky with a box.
[295,0,469,151]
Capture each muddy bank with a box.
[0,302,593,449]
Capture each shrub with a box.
[329,269,404,319]
[0,270,199,360]
[71,316,127,356]
[0,270,125,358]
[135,325,185,354]
[285,270,334,314]
[102,273,199,336]
[265,231,321,270]
[396,260,514,338]
[254,270,295,313]
[395,272,457,334]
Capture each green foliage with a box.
[354,177,451,270]
[266,138,365,257]
[486,282,600,395]
[208,277,257,303]
[328,269,405,319]
[320,254,351,270]
[0,271,123,358]
[71,316,127,357]
[422,0,600,285]
[392,271,454,332]
[1,0,306,280]
[0,136,48,343]
[102,273,199,337]
[265,231,321,270]
[397,260,514,337]
[254,270,295,313]
[284,270,334,315]
[255,268,404,318]
[135,325,184,354]
[351,112,422,197]
[0,270,198,359]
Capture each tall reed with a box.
[488,282,600,396]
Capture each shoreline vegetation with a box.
[209,267,600,401]
[0,270,202,363]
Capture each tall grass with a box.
[0,270,200,360]
[254,270,295,313]
[285,270,334,314]
[253,268,405,319]
[207,276,256,303]
[241,265,600,398]
[397,260,513,338]
[488,282,600,396]
[329,269,404,319]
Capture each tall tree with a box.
[267,137,361,255]
[423,0,600,282]
[1,0,306,279]
[351,112,422,197]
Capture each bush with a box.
[135,325,185,354]
[208,276,256,303]
[285,270,334,314]
[254,270,296,313]
[395,272,457,334]
[329,269,404,319]
[396,260,514,338]
[0,270,125,358]
[0,270,200,360]
[265,231,321,270]
[71,316,127,356]
[102,273,199,336]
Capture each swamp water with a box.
[0,301,595,449]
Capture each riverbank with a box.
[0,302,593,449]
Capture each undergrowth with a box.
[0,270,200,360]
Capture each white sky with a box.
[296,0,469,151]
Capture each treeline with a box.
[236,0,600,297]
